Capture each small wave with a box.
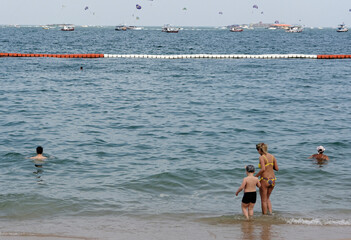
[198,214,286,225]
[285,217,351,226]
[0,231,94,240]
[198,214,351,226]
[4,152,24,157]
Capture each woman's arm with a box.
[273,155,279,171]
[255,157,265,177]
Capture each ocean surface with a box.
[1,26,351,239]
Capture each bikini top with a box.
[258,155,274,169]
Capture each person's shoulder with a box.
[247,176,258,181]
[243,176,251,182]
[30,155,47,160]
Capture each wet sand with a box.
[1,215,351,240]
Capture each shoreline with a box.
[1,215,351,240]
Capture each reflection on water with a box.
[33,160,45,183]
[240,221,255,240]
[259,223,272,240]
[199,214,282,240]
[240,221,275,240]
[312,159,329,168]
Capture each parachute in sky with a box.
[136,4,142,10]
[182,7,187,11]
[218,11,223,15]
[253,5,258,9]
[84,6,89,10]
[261,11,264,14]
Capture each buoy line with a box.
[1,53,351,59]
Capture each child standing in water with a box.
[236,165,261,220]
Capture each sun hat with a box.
[317,146,325,152]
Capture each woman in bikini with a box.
[255,143,279,215]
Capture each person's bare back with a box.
[235,165,261,220]
[30,146,47,160]
[243,175,260,192]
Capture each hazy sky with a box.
[1,0,350,27]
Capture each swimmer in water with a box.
[30,146,47,160]
[30,146,47,167]
[308,146,329,161]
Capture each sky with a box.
[0,0,350,27]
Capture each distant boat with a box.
[115,25,142,31]
[230,26,243,32]
[337,24,348,32]
[162,25,180,33]
[61,25,74,31]
[270,24,291,30]
[115,25,128,31]
[286,26,303,33]
[129,26,143,30]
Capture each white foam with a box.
[286,218,351,226]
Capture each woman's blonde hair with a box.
[256,143,268,153]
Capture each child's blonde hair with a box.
[256,143,268,153]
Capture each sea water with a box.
[0,26,351,239]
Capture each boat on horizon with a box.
[337,24,348,32]
[115,25,128,31]
[61,25,74,31]
[115,25,143,31]
[286,26,303,33]
[229,26,243,32]
[162,25,180,33]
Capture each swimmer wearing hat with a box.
[308,146,329,161]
